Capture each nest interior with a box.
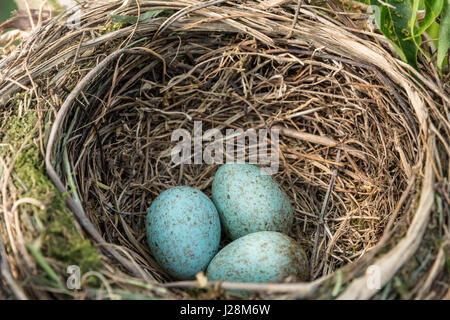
[1,0,446,300]
[62,33,418,284]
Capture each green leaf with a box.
[437,0,450,73]
[418,0,425,10]
[413,0,444,36]
[110,14,138,24]
[407,0,443,59]
[110,9,164,25]
[371,0,422,69]
[426,21,440,48]
[138,10,165,22]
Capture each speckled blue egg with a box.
[206,231,309,286]
[212,163,293,240]
[146,186,221,280]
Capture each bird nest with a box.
[0,0,448,300]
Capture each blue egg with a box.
[146,186,221,280]
[206,231,309,286]
[212,163,293,240]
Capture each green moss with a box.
[99,22,126,35]
[350,217,366,230]
[3,102,100,276]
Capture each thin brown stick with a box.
[286,0,302,39]
[273,125,366,160]
[161,275,329,297]
[310,150,341,278]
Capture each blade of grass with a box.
[437,0,450,73]
[27,238,66,291]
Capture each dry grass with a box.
[0,0,448,300]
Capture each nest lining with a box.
[59,32,418,284]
